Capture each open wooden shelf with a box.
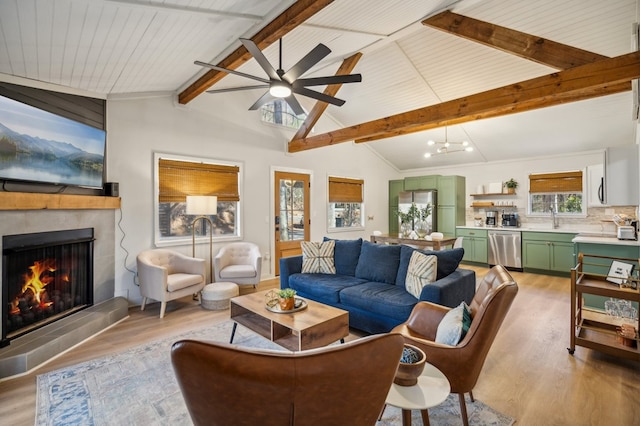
[0,192,121,210]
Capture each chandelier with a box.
[424,127,473,158]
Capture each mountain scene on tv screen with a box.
[0,121,103,187]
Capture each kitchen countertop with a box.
[457,226,603,234]
[572,235,640,246]
[457,226,640,246]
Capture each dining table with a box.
[370,233,457,251]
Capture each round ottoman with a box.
[201,282,239,311]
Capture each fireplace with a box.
[2,228,94,347]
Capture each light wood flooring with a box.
[0,267,638,425]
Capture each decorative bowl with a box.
[394,344,426,386]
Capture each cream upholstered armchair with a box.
[136,249,206,318]
[214,242,262,286]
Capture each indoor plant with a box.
[277,288,297,310]
[504,178,518,194]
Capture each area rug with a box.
[36,321,514,425]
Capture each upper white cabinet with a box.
[603,145,639,206]
[586,163,606,207]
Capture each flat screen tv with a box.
[0,94,105,189]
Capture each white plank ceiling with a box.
[0,0,638,170]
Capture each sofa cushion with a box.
[288,273,367,304]
[355,240,401,285]
[339,281,418,321]
[405,252,437,298]
[323,237,362,276]
[301,241,336,274]
[396,245,465,287]
[435,301,472,345]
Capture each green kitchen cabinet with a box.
[388,180,404,234]
[522,232,577,275]
[404,175,439,191]
[436,175,465,237]
[456,228,488,263]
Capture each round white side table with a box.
[384,362,451,426]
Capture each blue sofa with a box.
[279,238,476,334]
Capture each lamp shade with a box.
[186,195,218,215]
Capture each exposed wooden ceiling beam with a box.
[288,51,640,153]
[352,82,629,143]
[291,52,363,141]
[422,10,609,69]
[360,10,632,144]
[178,0,334,105]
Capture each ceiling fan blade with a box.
[284,94,305,116]
[248,91,277,111]
[206,85,270,94]
[239,38,280,81]
[292,87,346,107]
[282,43,331,83]
[293,74,362,87]
[195,60,269,84]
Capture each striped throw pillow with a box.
[405,251,437,298]
[301,241,336,274]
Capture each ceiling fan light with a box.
[462,140,469,146]
[424,152,432,158]
[427,140,435,146]
[269,83,291,98]
[465,147,474,152]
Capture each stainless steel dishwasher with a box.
[488,229,522,270]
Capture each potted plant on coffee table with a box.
[277,288,297,310]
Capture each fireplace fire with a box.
[2,228,94,347]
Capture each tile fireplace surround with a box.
[0,195,128,379]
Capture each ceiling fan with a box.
[195,38,362,116]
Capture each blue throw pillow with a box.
[323,237,362,276]
[396,245,465,287]
[354,240,401,285]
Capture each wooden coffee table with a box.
[229,290,349,351]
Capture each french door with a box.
[274,171,310,276]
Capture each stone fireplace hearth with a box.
[0,194,128,379]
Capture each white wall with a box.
[106,93,399,304]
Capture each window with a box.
[260,99,306,129]
[528,171,584,216]
[155,154,241,245]
[327,176,364,230]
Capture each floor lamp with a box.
[186,195,217,283]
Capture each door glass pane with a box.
[279,179,305,242]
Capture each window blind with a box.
[328,176,364,203]
[159,159,240,202]
[529,171,582,193]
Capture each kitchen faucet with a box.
[549,206,558,229]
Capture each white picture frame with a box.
[606,261,634,285]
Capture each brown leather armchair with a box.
[171,333,404,426]
[391,265,518,426]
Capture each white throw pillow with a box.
[435,302,472,345]
[405,251,437,298]
[301,241,336,274]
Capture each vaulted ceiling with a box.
[0,0,638,170]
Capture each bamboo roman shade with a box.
[529,171,583,193]
[159,159,240,202]
[328,176,364,203]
